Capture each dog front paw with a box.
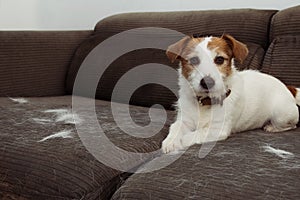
[161,137,184,154]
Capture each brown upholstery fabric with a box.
[112,129,300,200]
[262,36,300,87]
[2,6,300,200]
[0,31,92,97]
[235,43,265,71]
[269,6,300,42]
[66,9,273,109]
[0,96,171,199]
[66,37,179,110]
[94,9,276,49]
[262,5,300,87]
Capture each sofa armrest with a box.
[0,31,92,97]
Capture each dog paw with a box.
[263,123,296,133]
[263,124,277,132]
[161,137,184,154]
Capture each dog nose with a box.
[200,76,215,89]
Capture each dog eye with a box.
[215,56,225,65]
[189,56,200,66]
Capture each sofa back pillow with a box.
[66,9,276,109]
[262,36,300,87]
[269,5,300,43]
[0,31,91,97]
[262,5,300,86]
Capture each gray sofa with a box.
[0,5,300,200]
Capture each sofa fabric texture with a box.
[1,5,300,200]
[262,5,300,87]
[66,9,274,109]
[262,36,300,87]
[0,96,170,199]
[94,9,276,49]
[0,31,92,97]
[270,5,300,42]
[112,130,300,200]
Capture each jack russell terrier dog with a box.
[162,34,300,154]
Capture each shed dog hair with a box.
[162,34,300,153]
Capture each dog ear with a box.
[166,36,191,63]
[222,34,249,63]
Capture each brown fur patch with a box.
[208,37,233,58]
[221,34,249,64]
[180,59,194,79]
[208,37,233,76]
[166,34,248,79]
[166,36,190,63]
[287,85,297,97]
[166,37,204,78]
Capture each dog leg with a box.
[181,127,231,147]
[263,121,297,133]
[264,104,298,133]
[181,105,232,147]
[162,120,192,153]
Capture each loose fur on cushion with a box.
[38,130,73,142]
[262,145,295,159]
[9,97,29,104]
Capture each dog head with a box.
[166,34,248,100]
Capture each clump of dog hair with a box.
[263,145,294,159]
[43,109,82,125]
[38,130,73,142]
[32,118,53,125]
[9,97,28,104]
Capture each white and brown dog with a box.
[162,34,300,153]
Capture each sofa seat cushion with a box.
[262,36,300,87]
[111,129,300,199]
[0,96,172,199]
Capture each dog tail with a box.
[287,86,300,105]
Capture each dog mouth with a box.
[189,75,228,100]
[200,89,211,94]
[196,89,231,106]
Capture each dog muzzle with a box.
[197,89,231,106]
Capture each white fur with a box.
[188,37,226,97]
[32,118,53,125]
[263,145,294,159]
[38,130,73,142]
[43,109,69,113]
[162,37,300,153]
[55,112,82,125]
[296,88,300,105]
[43,109,82,125]
[9,97,28,104]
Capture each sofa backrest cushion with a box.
[262,6,300,87]
[0,31,91,97]
[94,9,276,49]
[66,9,276,109]
[66,32,179,109]
[262,36,300,87]
[269,5,300,42]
